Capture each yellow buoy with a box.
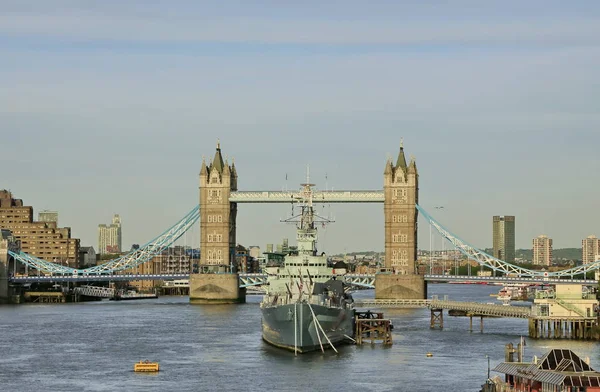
[134,360,160,372]
[426,352,433,357]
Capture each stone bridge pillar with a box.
[0,231,19,304]
[0,244,8,304]
[376,142,426,299]
[190,142,245,304]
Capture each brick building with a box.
[0,190,80,267]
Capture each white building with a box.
[98,214,122,254]
[532,235,553,266]
[582,235,600,264]
[38,210,58,224]
[248,246,261,259]
[78,246,97,268]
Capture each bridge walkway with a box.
[353,298,531,318]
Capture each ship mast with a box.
[297,165,317,255]
[280,166,334,256]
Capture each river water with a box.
[0,284,598,392]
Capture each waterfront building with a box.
[121,246,191,291]
[532,235,553,266]
[490,347,600,392]
[235,244,249,272]
[98,214,122,254]
[78,246,97,268]
[0,190,80,266]
[248,246,260,259]
[38,210,58,224]
[582,235,600,264]
[493,215,515,263]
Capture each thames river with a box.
[0,284,598,392]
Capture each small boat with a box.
[497,288,511,301]
[134,360,159,372]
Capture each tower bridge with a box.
[3,142,600,304]
[191,141,423,303]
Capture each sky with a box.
[1,1,599,254]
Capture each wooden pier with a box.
[529,317,598,339]
[355,311,393,346]
[23,291,65,303]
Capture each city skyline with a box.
[2,1,599,254]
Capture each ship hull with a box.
[261,303,355,353]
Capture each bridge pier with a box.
[0,251,7,304]
[189,273,246,304]
[374,274,426,300]
[430,308,443,329]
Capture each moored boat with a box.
[260,179,355,354]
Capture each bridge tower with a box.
[189,141,245,304]
[0,242,8,303]
[376,141,426,299]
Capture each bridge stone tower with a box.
[376,142,426,299]
[190,141,245,304]
[198,141,237,271]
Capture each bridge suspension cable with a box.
[9,205,200,275]
[417,205,600,279]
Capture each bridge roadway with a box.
[9,273,596,286]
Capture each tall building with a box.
[38,210,58,224]
[582,235,600,264]
[492,215,515,263]
[0,190,80,266]
[98,214,122,254]
[532,235,553,266]
[383,142,418,274]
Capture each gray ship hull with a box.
[261,303,355,353]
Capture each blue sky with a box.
[1,1,599,253]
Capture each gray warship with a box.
[260,179,355,354]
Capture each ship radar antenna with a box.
[306,164,310,185]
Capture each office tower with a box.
[532,235,553,266]
[38,210,58,224]
[98,214,122,254]
[493,216,515,263]
[582,235,600,264]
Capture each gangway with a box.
[74,285,115,298]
